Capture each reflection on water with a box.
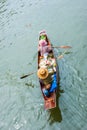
[0,0,87,130]
[49,105,62,124]
[48,91,62,124]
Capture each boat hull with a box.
[38,31,59,110]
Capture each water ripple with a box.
[0,0,87,129]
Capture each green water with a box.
[0,0,87,130]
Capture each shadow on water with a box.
[47,52,64,124]
[48,88,63,124]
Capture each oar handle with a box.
[20,45,72,79]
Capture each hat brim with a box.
[37,68,48,79]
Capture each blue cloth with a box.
[42,89,50,97]
[49,73,57,93]
[42,73,58,97]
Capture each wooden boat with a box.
[37,31,59,110]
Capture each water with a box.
[0,0,87,130]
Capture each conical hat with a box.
[37,68,48,79]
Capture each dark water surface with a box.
[0,0,87,130]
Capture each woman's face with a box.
[45,84,51,89]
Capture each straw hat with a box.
[37,68,48,79]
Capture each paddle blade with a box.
[20,71,36,79]
[58,55,64,59]
[20,74,30,79]
[59,45,72,48]
[53,45,72,49]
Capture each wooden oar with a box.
[20,50,71,79]
[58,50,70,59]
[20,71,36,79]
[52,45,72,49]
[20,54,64,79]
